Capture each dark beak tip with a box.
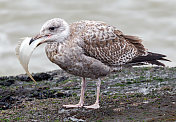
[29,38,34,45]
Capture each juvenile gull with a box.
[29,18,169,109]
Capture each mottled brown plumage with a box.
[30,18,169,109]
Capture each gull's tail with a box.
[128,52,170,66]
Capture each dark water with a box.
[0,0,175,76]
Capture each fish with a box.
[15,37,42,84]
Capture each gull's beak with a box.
[29,34,51,45]
[29,38,35,45]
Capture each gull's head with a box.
[29,18,70,45]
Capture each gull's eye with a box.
[49,27,55,31]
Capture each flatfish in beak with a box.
[16,37,43,84]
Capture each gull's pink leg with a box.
[84,78,101,109]
[63,77,86,108]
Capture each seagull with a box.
[29,18,169,109]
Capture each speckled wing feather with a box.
[70,20,147,66]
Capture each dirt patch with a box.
[0,67,176,121]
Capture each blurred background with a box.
[0,0,175,76]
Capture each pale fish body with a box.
[16,37,42,83]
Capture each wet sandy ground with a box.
[0,67,176,121]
